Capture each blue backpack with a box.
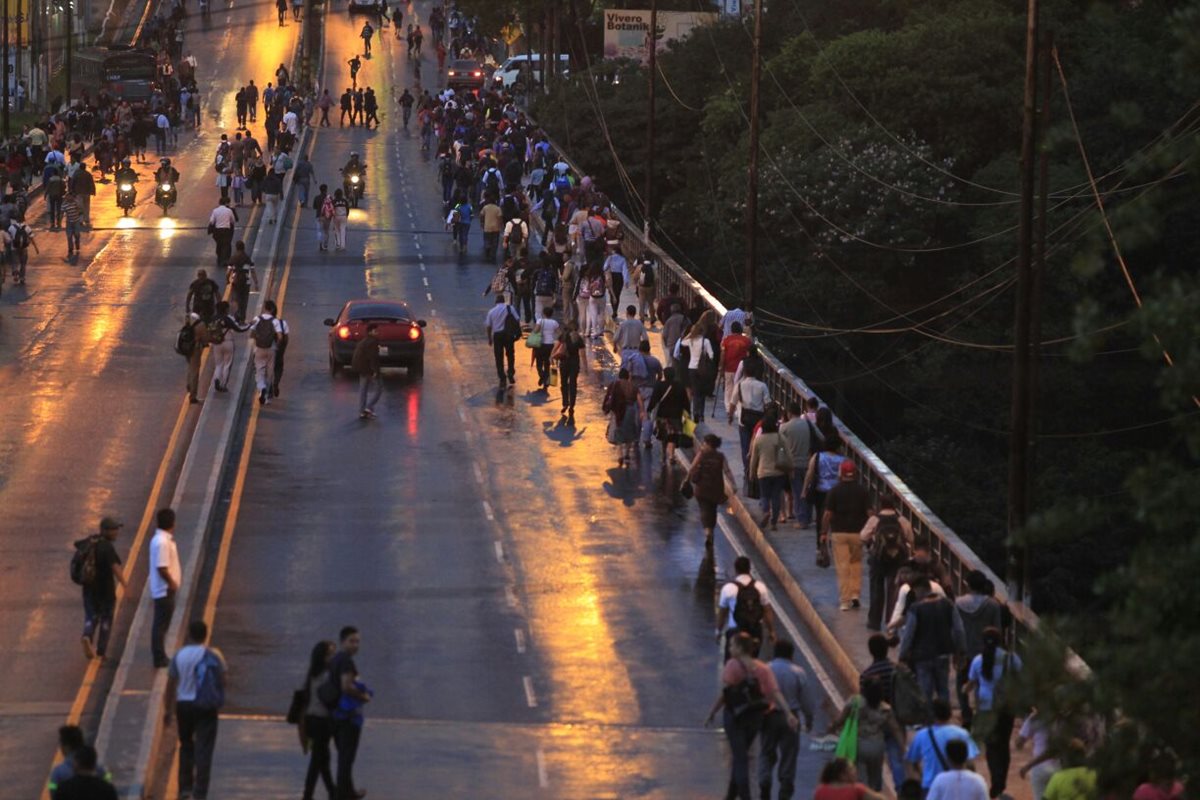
[193,649,226,710]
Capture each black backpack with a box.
[70,535,101,586]
[639,261,654,286]
[732,580,765,632]
[500,194,520,221]
[253,317,278,348]
[873,514,910,568]
[12,225,30,250]
[175,322,197,358]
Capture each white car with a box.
[491,54,570,89]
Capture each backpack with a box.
[732,580,765,632]
[502,306,523,341]
[12,225,30,250]
[508,222,525,247]
[816,453,845,493]
[207,316,227,345]
[639,260,654,286]
[588,275,605,298]
[873,514,910,568]
[554,174,571,196]
[500,194,520,221]
[722,661,768,719]
[483,169,501,196]
[533,267,556,297]
[175,322,197,358]
[70,535,101,586]
[253,316,277,348]
[320,195,335,219]
[891,663,932,726]
[192,649,226,710]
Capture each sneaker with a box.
[364,409,375,418]
[259,389,267,405]
[359,410,369,419]
[272,384,280,397]
[81,636,95,660]
[851,598,860,609]
[839,602,853,611]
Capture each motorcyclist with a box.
[114,158,138,205]
[154,157,180,185]
[342,151,366,199]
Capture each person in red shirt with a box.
[705,632,797,800]
[814,757,886,800]
[720,320,752,417]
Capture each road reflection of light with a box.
[158,217,179,241]
[348,208,369,224]
[114,216,140,230]
[406,386,420,437]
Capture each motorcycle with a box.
[116,182,137,215]
[155,182,177,216]
[342,169,364,208]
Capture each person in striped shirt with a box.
[63,192,84,260]
[860,633,907,789]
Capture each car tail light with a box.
[472,71,482,77]
[408,325,421,340]
[338,325,351,339]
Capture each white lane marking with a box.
[494,540,504,563]
[523,676,538,708]
[420,264,426,272]
[537,749,549,788]
[407,211,414,218]
[473,463,483,484]
[426,292,433,301]
[422,277,429,286]
[482,500,495,521]
[458,406,468,422]
[505,585,518,608]
[431,308,437,316]
[717,515,844,707]
[514,628,527,654]
[414,241,421,250]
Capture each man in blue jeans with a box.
[899,577,964,704]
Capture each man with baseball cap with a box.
[821,459,872,611]
[80,517,128,660]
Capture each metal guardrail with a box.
[532,127,1041,639]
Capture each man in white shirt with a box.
[164,620,226,800]
[926,738,988,800]
[208,199,238,269]
[282,108,299,136]
[714,555,778,658]
[155,112,171,156]
[249,300,284,406]
[149,508,181,668]
[485,295,519,387]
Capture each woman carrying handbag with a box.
[290,640,337,800]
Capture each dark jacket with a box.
[351,336,380,376]
[899,595,965,663]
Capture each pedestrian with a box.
[828,678,904,792]
[582,262,607,340]
[676,316,710,422]
[602,367,644,468]
[632,255,657,326]
[1016,710,1060,800]
[822,459,871,610]
[69,158,96,226]
[48,726,112,799]
[186,268,221,321]
[225,241,258,323]
[859,497,913,630]
[503,214,529,261]
[62,192,83,259]
[964,627,1022,799]
[485,294,520,388]
[363,87,379,128]
[331,189,350,250]
[624,339,662,448]
[317,90,333,126]
[955,570,1008,729]
[149,508,180,668]
[779,400,820,529]
[479,194,502,261]
[183,312,210,404]
[759,640,816,800]
[53,746,117,800]
[660,302,687,370]
[208,198,238,269]
[297,640,337,800]
[803,437,847,552]
[733,357,770,468]
[603,244,629,318]
[313,185,334,251]
[44,162,65,229]
[249,300,283,406]
[340,88,353,126]
[164,620,226,800]
[293,153,314,206]
[262,169,283,224]
[208,301,249,393]
[748,410,793,530]
[647,366,689,464]
[272,310,291,398]
[720,321,753,417]
[76,517,126,661]
[1041,741,1095,800]
[687,433,734,549]
[927,739,990,800]
[899,578,966,704]
[328,626,371,800]
[352,323,382,419]
[531,305,559,390]
[704,631,797,800]
[552,320,587,422]
[715,555,778,657]
[154,110,171,155]
[859,633,908,788]
[6,216,35,284]
[813,757,885,800]
[397,88,414,127]
[612,304,648,355]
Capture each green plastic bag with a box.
[835,696,860,763]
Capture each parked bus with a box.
[101,47,158,103]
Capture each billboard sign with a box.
[602,10,717,64]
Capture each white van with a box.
[491,54,570,89]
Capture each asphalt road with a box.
[203,3,835,797]
[0,3,298,795]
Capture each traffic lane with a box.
[0,11,296,796]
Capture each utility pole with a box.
[743,0,763,314]
[64,0,72,110]
[3,0,9,138]
[643,0,656,241]
[1006,0,1040,606]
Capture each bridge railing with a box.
[533,127,1042,641]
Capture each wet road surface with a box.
[0,3,297,795]
[204,4,834,797]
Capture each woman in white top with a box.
[734,360,770,467]
[673,317,714,422]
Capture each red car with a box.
[324,299,427,376]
